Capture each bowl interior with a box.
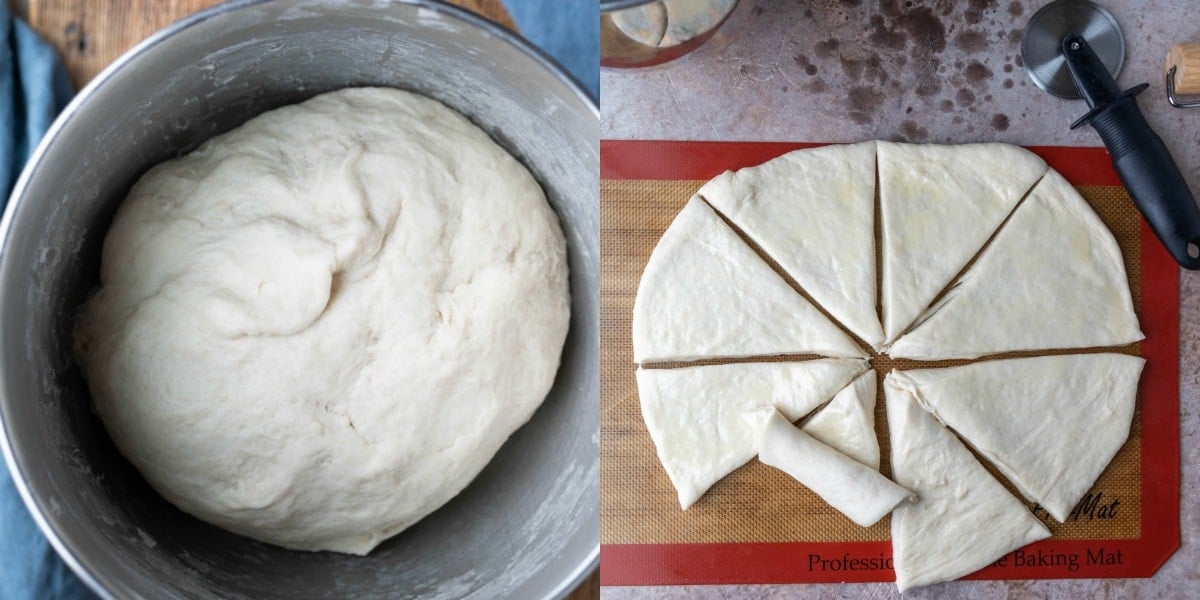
[0,1,598,598]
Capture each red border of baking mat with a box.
[599,141,1180,585]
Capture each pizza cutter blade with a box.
[1022,0,1200,269]
[1022,0,1124,99]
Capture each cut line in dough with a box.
[878,142,1047,343]
[700,142,884,349]
[886,373,1051,592]
[888,169,1144,359]
[632,197,867,364]
[800,369,879,469]
[889,354,1144,523]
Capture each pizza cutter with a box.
[1022,0,1200,269]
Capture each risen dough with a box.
[74,88,570,555]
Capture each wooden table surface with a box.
[8,1,597,598]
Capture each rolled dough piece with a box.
[760,410,912,527]
[637,359,867,508]
[888,354,1144,522]
[885,373,1051,592]
[632,196,866,363]
[74,88,570,555]
[888,169,1144,359]
[878,142,1047,343]
[700,142,884,349]
[801,369,879,469]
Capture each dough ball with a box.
[74,88,570,555]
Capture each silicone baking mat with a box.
[599,141,1180,585]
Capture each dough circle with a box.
[74,88,570,554]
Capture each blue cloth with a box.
[1,7,72,194]
[2,8,84,600]
[501,0,599,101]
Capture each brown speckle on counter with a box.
[954,30,988,53]
[965,60,993,84]
[848,53,887,84]
[742,0,1039,130]
[1008,1,1024,17]
[915,77,942,97]
[898,119,930,141]
[814,38,840,59]
[965,0,997,25]
[896,7,946,54]
[991,113,1011,131]
[848,84,885,113]
[869,15,908,51]
[840,57,863,80]
[794,54,817,76]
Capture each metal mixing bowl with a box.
[0,1,598,598]
[600,0,739,68]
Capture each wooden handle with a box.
[1167,42,1200,96]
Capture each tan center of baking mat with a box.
[600,180,1142,545]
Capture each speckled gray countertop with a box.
[600,0,1199,597]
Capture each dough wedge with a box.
[888,169,1143,359]
[888,354,1143,522]
[701,142,884,348]
[878,142,1047,342]
[801,369,879,469]
[633,197,866,363]
[885,373,1051,592]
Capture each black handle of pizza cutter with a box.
[1062,34,1200,269]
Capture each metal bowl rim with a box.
[600,0,658,12]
